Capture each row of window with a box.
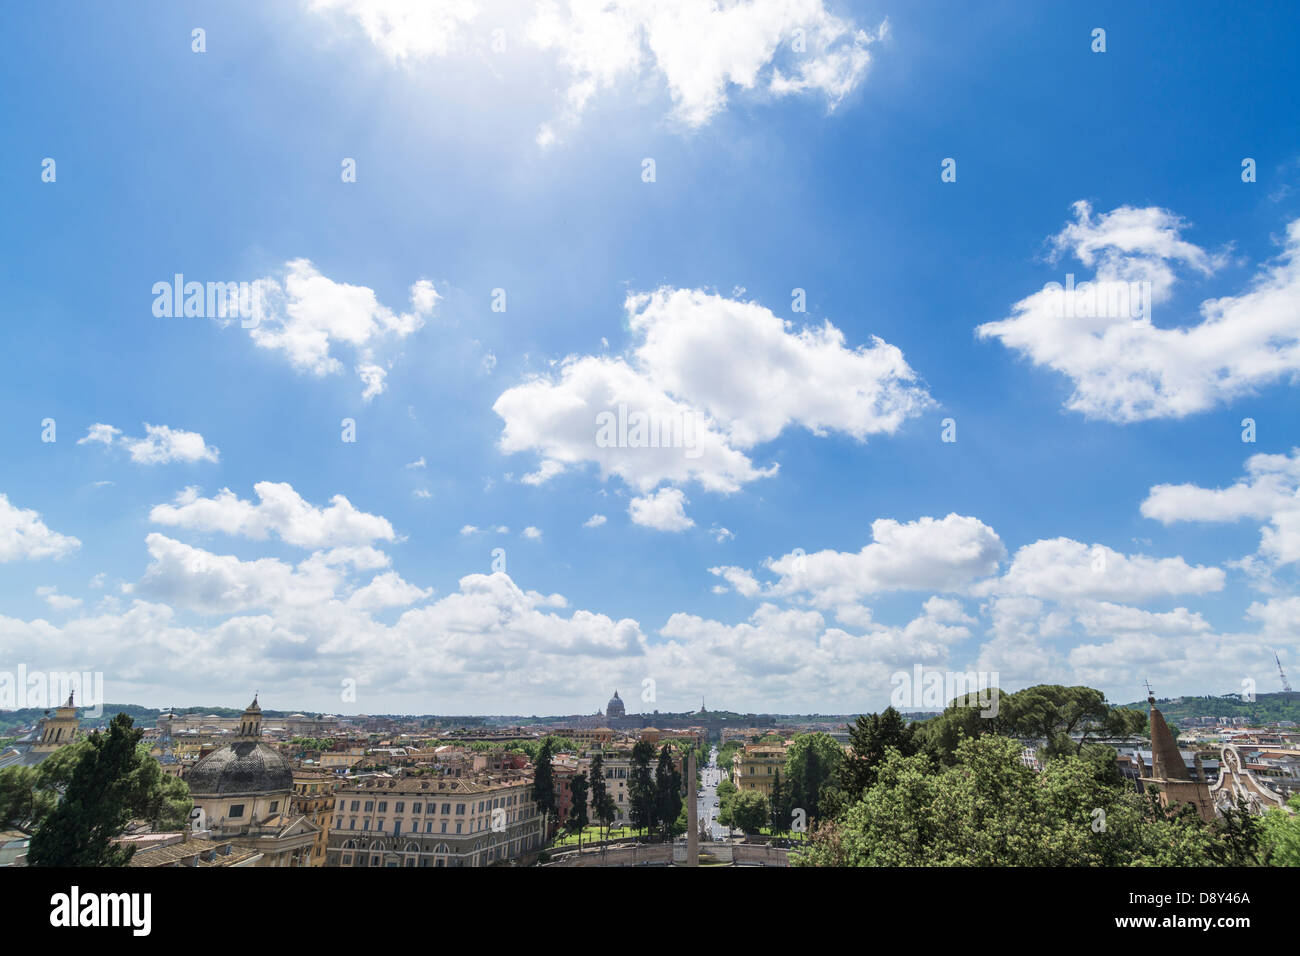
[333,810,529,836]
[331,833,540,867]
[339,793,525,815]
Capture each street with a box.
[698,746,730,841]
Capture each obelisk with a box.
[686,748,699,866]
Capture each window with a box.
[229,804,245,818]
[378,801,388,812]
[442,803,451,814]
[395,802,405,812]
[270,800,279,812]
[412,803,421,814]
[364,801,374,812]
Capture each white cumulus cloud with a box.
[766,514,1004,607]
[628,487,694,532]
[79,423,219,465]
[241,259,437,401]
[529,0,884,140]
[1142,448,1300,567]
[978,203,1300,422]
[494,287,931,495]
[149,482,396,549]
[0,494,81,562]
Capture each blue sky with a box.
[1,1,1298,715]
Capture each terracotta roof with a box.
[127,838,259,867]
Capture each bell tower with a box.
[236,694,263,741]
[32,692,80,753]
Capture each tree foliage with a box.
[916,684,1147,765]
[839,706,917,803]
[784,732,844,825]
[769,769,789,835]
[729,790,768,833]
[794,735,1231,867]
[532,737,556,820]
[628,740,657,833]
[28,714,191,866]
[654,745,683,841]
[1260,794,1300,866]
[567,771,589,841]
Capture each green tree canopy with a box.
[784,732,845,825]
[532,737,556,821]
[839,706,918,801]
[628,740,657,833]
[793,735,1226,867]
[1260,794,1300,866]
[28,714,192,866]
[654,745,683,841]
[917,684,1147,764]
[729,790,768,833]
[567,771,589,837]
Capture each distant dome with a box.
[187,741,292,797]
[605,690,625,718]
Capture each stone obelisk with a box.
[686,749,699,866]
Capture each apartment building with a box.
[318,747,366,771]
[324,772,543,867]
[554,727,615,751]
[732,743,788,801]
[291,770,338,867]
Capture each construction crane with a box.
[1277,651,1294,694]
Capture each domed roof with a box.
[187,741,292,797]
[606,690,625,717]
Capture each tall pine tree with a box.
[588,751,614,843]
[840,706,918,800]
[769,769,787,836]
[532,736,557,841]
[628,740,656,836]
[29,713,152,866]
[568,771,589,850]
[654,745,683,841]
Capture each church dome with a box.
[606,690,625,718]
[187,741,292,797]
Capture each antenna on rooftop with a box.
[1143,678,1154,701]
[1276,651,1294,694]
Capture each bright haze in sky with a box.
[1,1,1298,715]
